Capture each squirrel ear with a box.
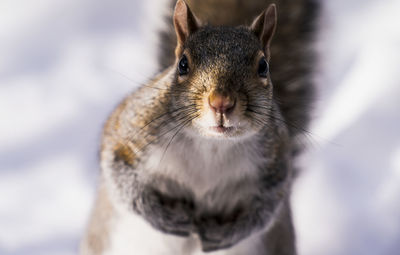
[173,0,199,56]
[250,4,277,60]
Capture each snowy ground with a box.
[0,0,399,254]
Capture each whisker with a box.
[247,104,313,136]
[257,107,322,149]
[131,109,199,154]
[106,67,206,97]
[158,114,199,166]
[135,104,197,134]
[245,108,275,131]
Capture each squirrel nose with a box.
[208,91,236,114]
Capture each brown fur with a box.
[80,181,114,254]
[114,142,135,166]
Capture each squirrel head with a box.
[170,0,278,139]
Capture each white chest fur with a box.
[143,135,267,209]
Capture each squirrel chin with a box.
[186,124,258,141]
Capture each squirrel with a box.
[80,0,319,254]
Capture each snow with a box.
[293,1,400,254]
[0,0,399,254]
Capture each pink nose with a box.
[208,91,235,114]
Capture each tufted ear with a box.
[250,4,277,60]
[173,0,200,56]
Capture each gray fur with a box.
[82,0,319,254]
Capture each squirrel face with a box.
[167,0,278,140]
[172,27,274,139]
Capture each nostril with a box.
[208,93,236,114]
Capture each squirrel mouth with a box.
[210,125,234,133]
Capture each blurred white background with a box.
[0,0,399,254]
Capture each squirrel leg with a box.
[261,200,297,255]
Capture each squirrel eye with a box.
[178,55,189,75]
[258,57,269,78]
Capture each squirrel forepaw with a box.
[196,215,248,252]
[141,187,195,236]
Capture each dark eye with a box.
[258,57,269,78]
[178,55,189,75]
